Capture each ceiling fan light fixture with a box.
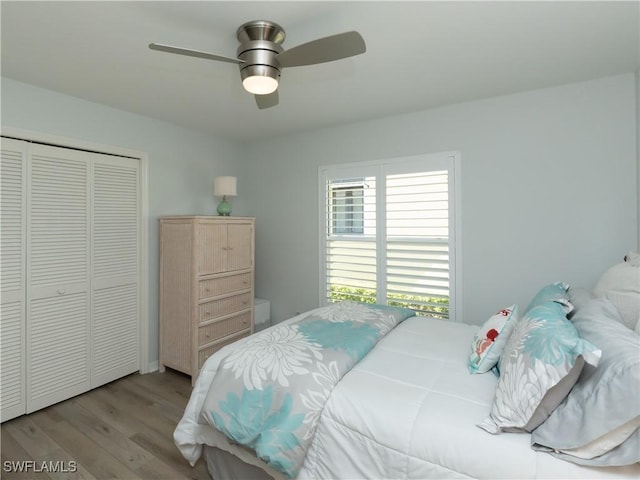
[240,64,280,95]
[151,19,366,109]
[243,75,278,95]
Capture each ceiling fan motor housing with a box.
[236,20,285,44]
[236,21,285,86]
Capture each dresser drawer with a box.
[198,331,251,368]
[199,273,251,299]
[198,312,251,346]
[199,293,251,323]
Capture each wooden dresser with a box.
[159,216,255,384]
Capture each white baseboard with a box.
[146,360,159,373]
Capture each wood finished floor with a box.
[1,370,210,480]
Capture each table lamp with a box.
[214,176,237,216]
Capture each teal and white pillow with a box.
[524,281,573,315]
[468,305,518,374]
[479,301,601,434]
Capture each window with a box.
[320,152,460,319]
[330,180,365,234]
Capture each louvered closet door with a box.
[27,143,91,413]
[91,155,139,387]
[1,138,27,421]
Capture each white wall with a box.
[1,77,248,366]
[244,74,638,325]
[2,73,638,365]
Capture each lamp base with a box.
[217,196,232,216]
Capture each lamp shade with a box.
[214,176,237,197]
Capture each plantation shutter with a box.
[324,175,377,303]
[321,153,458,319]
[384,166,450,317]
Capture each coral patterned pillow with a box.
[468,305,518,374]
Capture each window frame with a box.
[318,151,462,321]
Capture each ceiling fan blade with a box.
[276,31,366,68]
[255,91,279,109]
[149,43,243,64]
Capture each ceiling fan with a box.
[149,20,366,109]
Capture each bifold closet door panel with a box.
[0,138,27,421]
[28,290,90,412]
[27,143,91,413]
[91,155,140,388]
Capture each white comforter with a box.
[174,313,640,479]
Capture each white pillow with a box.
[593,255,640,331]
[626,251,640,266]
[531,298,639,466]
[558,416,640,460]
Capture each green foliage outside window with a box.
[328,285,449,319]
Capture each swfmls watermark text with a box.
[3,460,78,473]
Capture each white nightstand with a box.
[254,298,271,331]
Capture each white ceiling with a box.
[2,1,639,143]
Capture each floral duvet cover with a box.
[198,301,414,478]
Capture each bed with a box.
[174,275,640,479]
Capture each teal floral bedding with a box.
[199,301,415,478]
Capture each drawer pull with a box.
[205,332,210,338]
[57,288,66,295]
[205,311,210,316]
